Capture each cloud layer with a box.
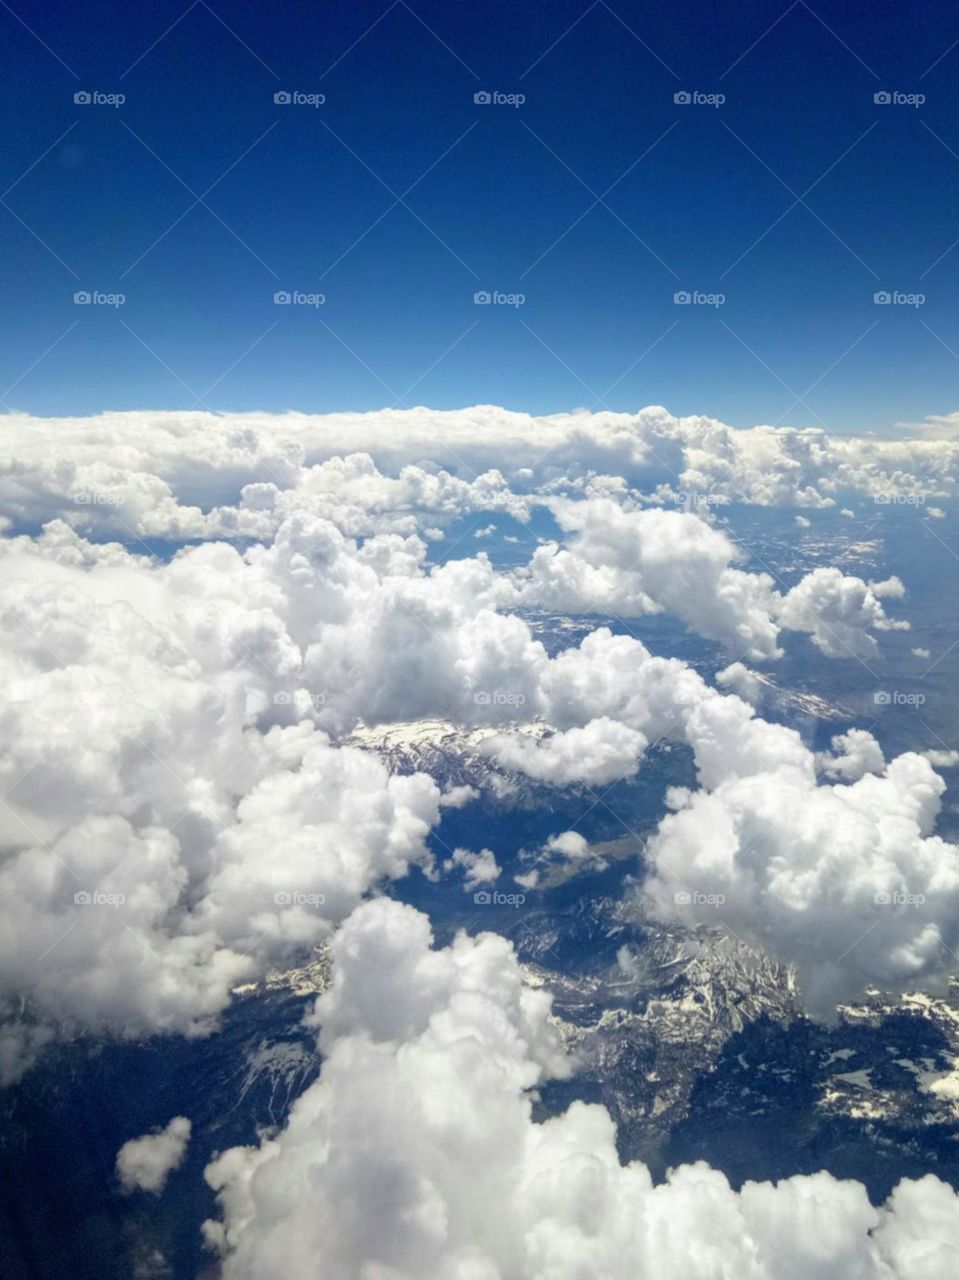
[0,405,953,541]
[203,899,959,1279]
[0,508,945,1073]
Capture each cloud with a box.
[0,415,940,1073]
[716,661,763,705]
[483,717,649,786]
[516,830,608,888]
[202,898,959,1279]
[443,847,501,891]
[0,529,460,1076]
[816,729,886,782]
[644,749,959,1015]
[775,569,909,658]
[117,1116,191,1194]
[0,491,944,1069]
[0,407,954,544]
[510,499,907,660]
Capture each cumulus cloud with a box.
[776,569,909,658]
[484,717,649,786]
[1,408,954,543]
[923,750,959,769]
[0,527,463,1076]
[515,830,608,888]
[816,729,887,782]
[202,898,959,1279]
[0,413,940,1075]
[443,847,501,891]
[509,499,907,660]
[644,748,959,1015]
[716,660,763,705]
[117,1116,191,1194]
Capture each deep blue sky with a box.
[1,0,958,429]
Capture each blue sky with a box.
[2,0,958,429]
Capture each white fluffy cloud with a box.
[516,830,608,888]
[644,746,959,1015]
[117,1115,191,1194]
[510,499,907,660]
[817,729,887,782]
[0,491,945,1069]
[203,898,959,1279]
[716,660,763,704]
[0,411,945,1076]
[443,847,501,891]
[0,408,953,543]
[776,569,909,658]
[0,527,460,1077]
